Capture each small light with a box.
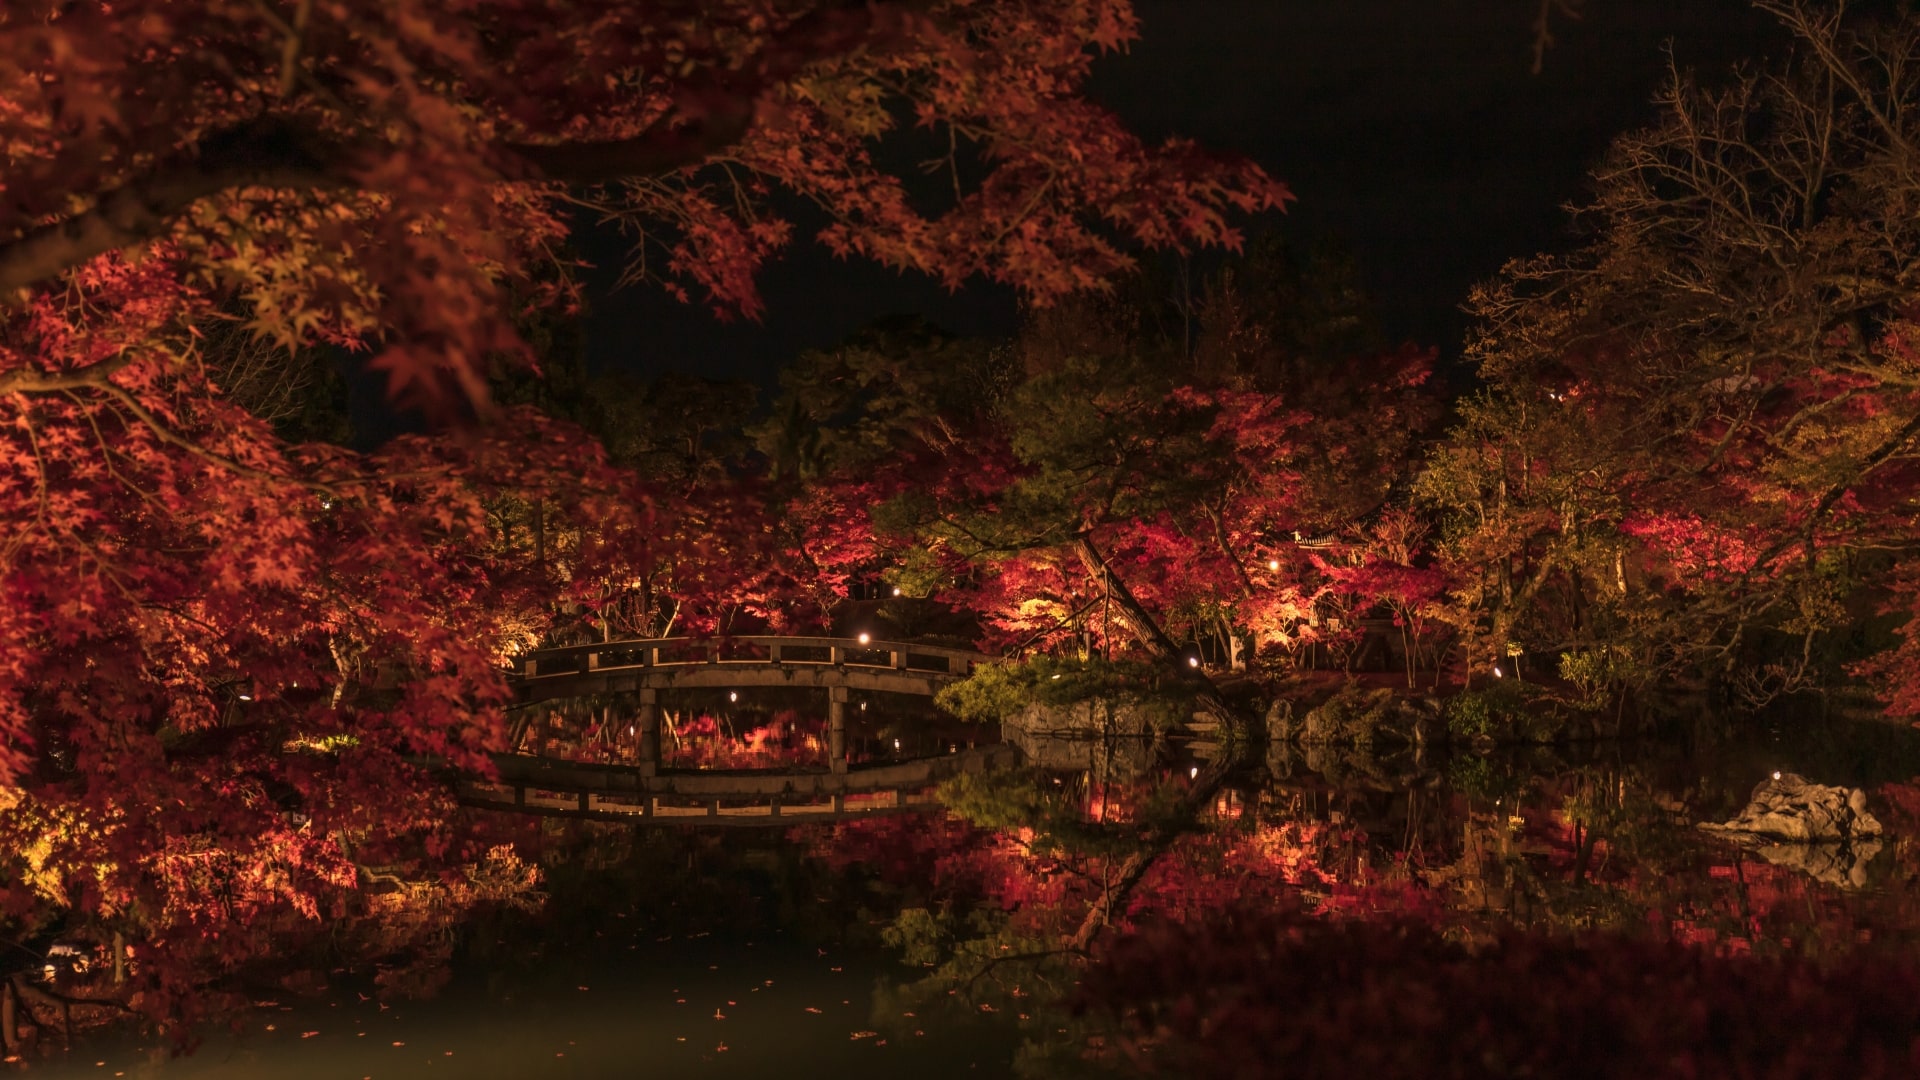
[860,702,867,711]
[1189,766,1199,779]
[629,726,635,736]
[1050,674,1061,680]
[1267,559,1280,572]
[1772,771,1782,781]
[1492,666,1503,678]
[891,587,901,597]
[857,633,871,645]
[237,694,252,702]
[1188,657,1200,668]
[893,739,901,750]
[728,691,737,703]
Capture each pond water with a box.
[31,937,1015,1079]
[18,710,1920,1078]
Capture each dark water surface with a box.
[23,712,1920,1079]
[33,935,1015,1079]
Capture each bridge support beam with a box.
[829,685,849,775]
[637,689,661,777]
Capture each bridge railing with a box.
[517,635,989,682]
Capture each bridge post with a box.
[638,688,661,777]
[829,685,849,775]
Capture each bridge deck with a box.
[513,634,989,703]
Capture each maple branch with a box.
[91,381,320,493]
[0,0,939,297]
[1744,408,1920,575]
[0,120,343,298]
[0,355,138,395]
[503,107,758,186]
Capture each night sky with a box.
[578,0,1786,387]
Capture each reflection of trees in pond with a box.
[807,728,1920,1076]
[505,687,992,770]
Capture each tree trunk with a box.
[534,500,547,565]
[2,977,17,1054]
[1073,535,1183,661]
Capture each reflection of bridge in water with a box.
[460,635,1016,824]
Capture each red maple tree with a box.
[0,0,1284,1030]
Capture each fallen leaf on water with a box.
[577,986,589,992]
[264,1025,276,1032]
[713,1009,726,1020]
[301,1031,319,1039]
[392,1041,405,1047]
[716,1043,729,1053]
[805,1007,822,1014]
[850,1031,877,1040]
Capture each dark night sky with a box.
[576,0,1786,386]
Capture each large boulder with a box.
[1296,687,1439,747]
[1001,700,1160,780]
[1699,773,1883,844]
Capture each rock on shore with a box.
[1699,773,1883,843]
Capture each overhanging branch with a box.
[0,0,935,298]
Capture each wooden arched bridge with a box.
[516,634,988,697]
[460,635,1011,825]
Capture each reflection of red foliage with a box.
[667,710,827,770]
[1078,911,1920,1079]
[798,815,1070,917]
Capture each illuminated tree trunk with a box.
[1072,535,1183,661]
[1,977,16,1054]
